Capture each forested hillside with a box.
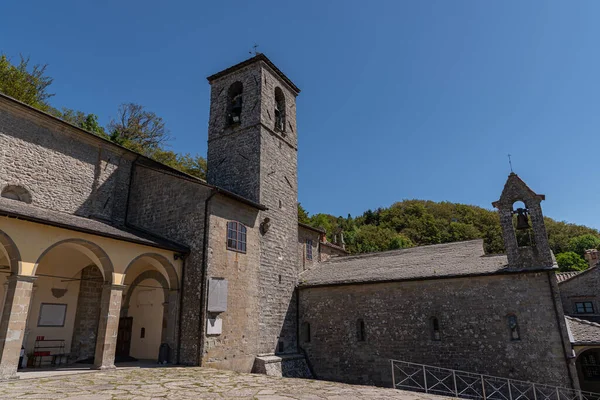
[298,200,600,272]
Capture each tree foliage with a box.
[0,54,54,110]
[300,199,600,256]
[0,54,206,180]
[556,251,589,272]
[567,234,600,257]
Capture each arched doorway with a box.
[576,348,600,392]
[25,239,113,367]
[121,254,179,363]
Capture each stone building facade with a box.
[0,53,598,392]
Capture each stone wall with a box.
[320,242,348,262]
[559,268,600,322]
[0,97,133,223]
[299,271,573,387]
[127,163,212,365]
[206,58,300,356]
[71,265,104,362]
[202,195,260,372]
[298,227,320,273]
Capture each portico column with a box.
[93,283,125,370]
[162,289,178,363]
[0,275,36,380]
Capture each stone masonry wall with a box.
[257,64,299,354]
[206,58,300,356]
[0,98,133,223]
[298,227,320,273]
[559,268,600,322]
[71,265,104,362]
[127,163,212,365]
[299,271,573,388]
[202,195,260,372]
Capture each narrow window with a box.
[274,87,285,132]
[227,221,247,253]
[140,327,146,339]
[306,239,313,260]
[431,317,441,341]
[301,322,311,343]
[227,82,243,126]
[576,302,595,314]
[508,315,520,341]
[357,319,366,342]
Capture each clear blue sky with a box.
[2,1,600,228]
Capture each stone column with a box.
[162,290,179,363]
[93,284,124,370]
[0,275,36,380]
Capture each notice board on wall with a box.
[37,303,67,327]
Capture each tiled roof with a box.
[299,240,518,287]
[0,198,188,252]
[320,241,349,254]
[556,271,583,283]
[565,316,600,345]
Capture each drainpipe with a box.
[547,271,578,389]
[197,189,217,366]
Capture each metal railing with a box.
[391,359,600,400]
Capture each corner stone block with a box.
[0,275,36,380]
[94,284,125,370]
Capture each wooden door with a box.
[116,317,133,358]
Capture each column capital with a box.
[103,283,126,291]
[6,275,37,284]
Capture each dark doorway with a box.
[116,317,133,359]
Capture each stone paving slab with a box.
[0,366,450,399]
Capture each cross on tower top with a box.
[249,44,260,56]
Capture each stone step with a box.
[252,353,313,378]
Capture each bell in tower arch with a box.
[514,207,530,230]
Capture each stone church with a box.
[0,53,598,391]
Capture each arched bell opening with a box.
[511,200,535,248]
[26,240,113,366]
[121,254,179,363]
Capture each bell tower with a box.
[206,54,301,354]
[492,173,555,269]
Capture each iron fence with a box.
[391,359,600,400]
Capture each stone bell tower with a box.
[492,173,554,269]
[206,54,301,354]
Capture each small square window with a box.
[306,239,313,260]
[576,302,595,314]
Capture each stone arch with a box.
[122,270,169,312]
[1,184,32,204]
[122,258,179,363]
[34,239,114,283]
[124,253,178,291]
[0,229,21,275]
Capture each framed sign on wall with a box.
[37,303,67,327]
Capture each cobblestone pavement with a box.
[0,366,449,399]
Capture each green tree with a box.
[567,234,600,257]
[0,54,53,110]
[298,203,310,224]
[108,103,171,153]
[556,251,589,272]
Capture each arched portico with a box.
[0,218,183,379]
[121,254,180,363]
[575,347,600,392]
[0,229,32,380]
